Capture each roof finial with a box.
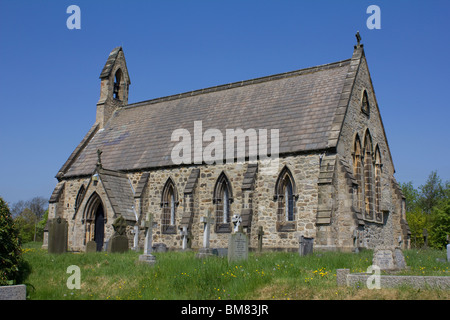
[355,31,362,47]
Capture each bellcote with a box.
[96,47,131,128]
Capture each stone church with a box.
[46,35,411,253]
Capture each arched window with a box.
[274,166,296,231]
[75,184,86,213]
[213,172,233,233]
[161,178,178,234]
[364,130,374,221]
[374,145,382,222]
[353,135,363,213]
[361,89,370,115]
[113,69,123,100]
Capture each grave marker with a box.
[298,235,314,256]
[48,217,68,254]
[228,214,248,263]
[196,209,215,258]
[139,212,157,265]
[373,246,407,271]
[108,216,129,253]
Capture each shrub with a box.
[0,197,24,285]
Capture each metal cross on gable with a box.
[355,31,362,46]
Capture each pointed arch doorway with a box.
[84,193,106,252]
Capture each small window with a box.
[161,178,178,234]
[75,185,86,213]
[113,69,123,100]
[213,172,233,233]
[361,90,370,115]
[274,166,297,231]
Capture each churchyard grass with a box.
[21,242,449,300]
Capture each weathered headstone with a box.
[228,214,248,263]
[85,240,97,253]
[373,246,407,271]
[196,209,215,258]
[394,247,407,269]
[153,243,168,252]
[108,216,129,253]
[139,213,157,265]
[298,235,314,256]
[47,217,68,254]
[228,231,248,262]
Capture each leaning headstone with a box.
[196,209,215,259]
[298,235,314,256]
[47,217,68,254]
[108,216,129,253]
[85,240,97,253]
[373,246,407,271]
[394,247,407,269]
[228,214,248,263]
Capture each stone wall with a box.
[335,53,406,249]
[55,153,323,252]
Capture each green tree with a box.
[399,181,419,213]
[401,172,450,249]
[14,208,36,244]
[418,171,445,214]
[406,207,430,248]
[429,199,450,249]
[0,197,23,285]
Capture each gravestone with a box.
[85,240,97,253]
[152,243,168,252]
[447,244,450,263]
[373,246,407,271]
[228,232,248,262]
[228,214,248,263]
[196,209,215,259]
[180,226,191,251]
[139,213,157,265]
[298,235,314,256]
[47,217,68,254]
[108,216,129,253]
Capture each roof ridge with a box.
[124,58,352,109]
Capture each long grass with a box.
[20,242,449,300]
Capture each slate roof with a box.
[61,56,356,178]
[98,168,136,221]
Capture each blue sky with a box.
[0,0,449,205]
